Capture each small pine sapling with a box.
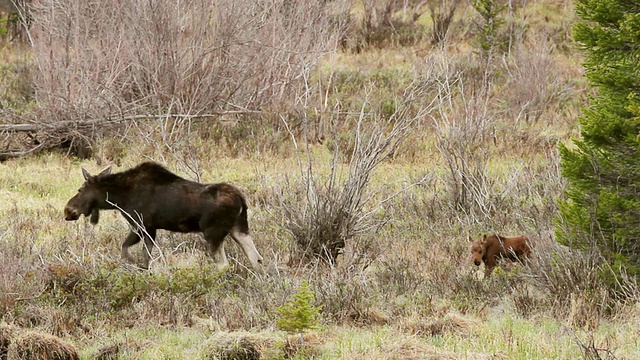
[276,280,322,336]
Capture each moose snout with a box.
[64,207,80,221]
[474,260,481,266]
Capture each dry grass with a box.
[201,331,274,360]
[6,329,78,360]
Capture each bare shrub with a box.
[24,0,348,148]
[277,81,435,265]
[526,241,597,302]
[501,41,577,125]
[313,268,377,324]
[0,49,32,109]
[428,51,495,215]
[521,236,639,328]
[374,256,428,301]
[361,0,396,39]
[466,146,563,231]
[566,330,618,360]
[346,0,427,51]
[428,0,463,45]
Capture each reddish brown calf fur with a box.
[470,234,531,278]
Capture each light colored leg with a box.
[230,227,263,270]
[212,243,229,270]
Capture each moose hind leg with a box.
[204,228,230,270]
[230,225,263,270]
[212,244,228,269]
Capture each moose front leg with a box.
[484,265,494,278]
[140,228,157,270]
[121,228,158,269]
[483,257,496,279]
[121,230,141,264]
[230,225,263,270]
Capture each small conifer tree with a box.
[472,0,506,61]
[276,280,322,334]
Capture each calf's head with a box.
[469,235,486,266]
[64,167,111,224]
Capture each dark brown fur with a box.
[64,162,263,270]
[470,234,531,278]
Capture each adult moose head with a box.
[64,162,263,270]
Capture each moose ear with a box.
[81,168,92,181]
[98,166,112,177]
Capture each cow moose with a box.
[64,162,263,270]
[470,234,531,278]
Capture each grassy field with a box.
[1,147,639,359]
[2,0,640,359]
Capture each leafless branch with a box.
[106,198,166,269]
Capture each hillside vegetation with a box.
[1,0,639,359]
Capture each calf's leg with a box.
[484,265,494,278]
[483,257,496,279]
